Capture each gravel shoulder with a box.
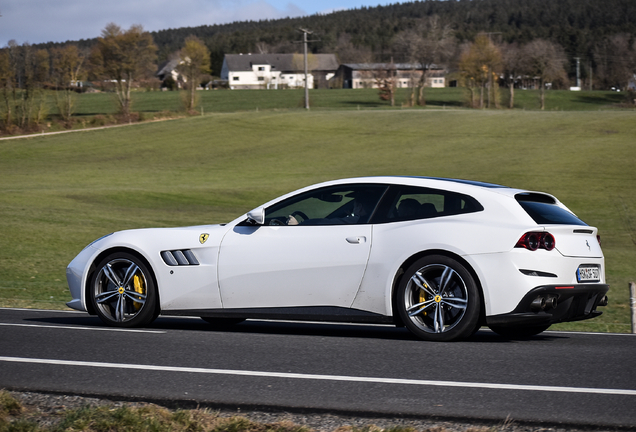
[7,390,614,432]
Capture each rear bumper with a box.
[486,284,609,327]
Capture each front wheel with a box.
[396,255,481,342]
[90,252,158,327]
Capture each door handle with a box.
[346,236,367,244]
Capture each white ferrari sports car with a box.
[66,177,608,341]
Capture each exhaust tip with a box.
[598,295,608,307]
[545,296,558,310]
[530,295,558,311]
[531,296,546,311]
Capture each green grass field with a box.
[67,87,630,118]
[1,102,635,333]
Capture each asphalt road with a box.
[0,308,635,429]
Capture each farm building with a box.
[334,64,446,89]
[221,53,339,90]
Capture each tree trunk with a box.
[508,79,515,109]
[3,89,11,127]
[417,71,427,106]
[540,78,545,110]
[487,68,492,108]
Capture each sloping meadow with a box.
[1,109,634,332]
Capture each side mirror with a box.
[246,207,265,225]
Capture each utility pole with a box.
[574,57,581,88]
[296,28,319,110]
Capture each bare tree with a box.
[593,33,636,92]
[392,29,424,106]
[0,47,15,129]
[5,42,50,129]
[176,36,210,111]
[501,43,522,109]
[375,60,396,106]
[52,45,84,123]
[414,16,456,106]
[521,39,567,110]
[393,16,456,106]
[90,23,157,119]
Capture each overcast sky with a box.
[0,0,408,47]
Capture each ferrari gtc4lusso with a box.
[67,177,608,341]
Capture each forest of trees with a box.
[27,0,636,82]
[147,0,636,82]
[1,0,635,131]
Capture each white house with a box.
[221,53,339,89]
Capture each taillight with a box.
[596,234,601,246]
[515,232,555,251]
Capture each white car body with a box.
[67,177,608,341]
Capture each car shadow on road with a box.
[26,315,567,343]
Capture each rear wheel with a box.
[90,252,158,327]
[397,255,481,341]
[488,324,551,339]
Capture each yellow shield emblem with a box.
[199,233,209,244]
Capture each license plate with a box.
[577,265,600,282]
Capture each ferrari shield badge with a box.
[199,233,209,244]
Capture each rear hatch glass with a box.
[515,193,587,226]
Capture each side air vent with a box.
[161,250,200,266]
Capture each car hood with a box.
[87,224,230,254]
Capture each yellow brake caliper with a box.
[133,274,145,310]
[419,288,428,316]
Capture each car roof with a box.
[238,176,564,224]
[318,176,518,193]
[396,176,508,188]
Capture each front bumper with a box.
[486,284,609,327]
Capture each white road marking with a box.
[0,323,165,334]
[1,308,83,313]
[0,356,634,396]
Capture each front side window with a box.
[265,184,388,226]
[371,185,484,223]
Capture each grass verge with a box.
[0,390,527,432]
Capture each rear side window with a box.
[371,186,483,224]
[515,193,587,226]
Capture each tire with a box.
[89,252,158,327]
[396,255,481,342]
[488,324,551,339]
[200,317,245,326]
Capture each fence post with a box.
[631,282,636,334]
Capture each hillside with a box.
[36,0,636,78]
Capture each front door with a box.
[217,183,388,309]
[218,224,372,309]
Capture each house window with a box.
[233,77,239,81]
[258,66,265,71]
[258,77,265,81]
